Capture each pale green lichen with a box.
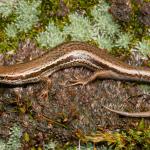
[5,124,22,150]
[91,1,130,51]
[36,22,65,48]
[62,1,131,51]
[0,0,147,56]
[95,34,113,50]
[0,0,16,17]
[36,1,133,51]
[44,140,57,150]
[115,33,132,49]
[2,0,41,36]
[136,40,150,57]
[0,124,22,150]
[5,23,17,38]
[63,12,93,41]
[15,0,41,33]
[91,2,120,37]
[62,1,132,51]
[0,0,134,53]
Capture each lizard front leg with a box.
[39,76,52,100]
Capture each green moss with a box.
[40,0,99,25]
[0,0,100,53]
[74,120,150,150]
[0,28,18,53]
[0,0,149,57]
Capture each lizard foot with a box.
[67,78,89,87]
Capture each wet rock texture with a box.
[0,40,150,142]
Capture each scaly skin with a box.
[0,41,149,117]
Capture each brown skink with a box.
[0,41,150,117]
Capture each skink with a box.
[0,41,150,117]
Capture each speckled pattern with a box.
[0,67,150,140]
[0,40,149,142]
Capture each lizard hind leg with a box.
[67,70,118,87]
[38,76,52,100]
